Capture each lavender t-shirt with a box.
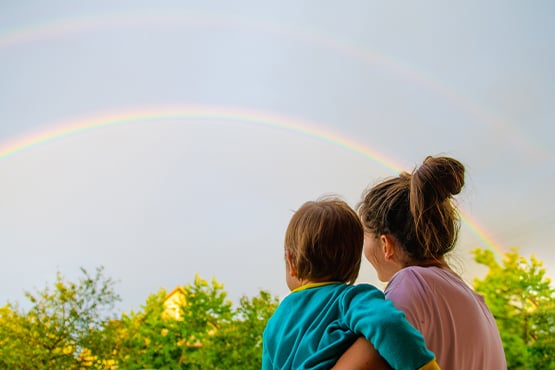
[385,266,506,370]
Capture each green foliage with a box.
[200,290,279,369]
[0,266,120,369]
[114,274,279,369]
[113,289,171,369]
[6,251,555,369]
[0,304,33,369]
[1,270,278,369]
[112,275,233,369]
[473,248,555,370]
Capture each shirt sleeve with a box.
[385,268,432,335]
[340,284,437,370]
[261,323,275,370]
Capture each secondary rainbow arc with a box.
[0,11,546,158]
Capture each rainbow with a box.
[0,105,402,171]
[0,11,547,158]
[0,105,506,259]
[458,209,505,259]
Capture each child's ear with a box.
[285,250,298,277]
[380,234,397,261]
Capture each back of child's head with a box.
[285,196,363,284]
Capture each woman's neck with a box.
[406,256,449,269]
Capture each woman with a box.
[336,156,506,369]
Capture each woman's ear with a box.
[380,234,397,261]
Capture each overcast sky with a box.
[1,1,554,312]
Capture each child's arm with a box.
[343,285,440,369]
[332,337,393,370]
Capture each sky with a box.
[1,1,554,313]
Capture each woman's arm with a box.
[332,337,393,370]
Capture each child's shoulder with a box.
[341,282,386,301]
[350,282,383,292]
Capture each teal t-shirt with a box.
[262,282,435,370]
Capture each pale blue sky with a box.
[1,1,554,312]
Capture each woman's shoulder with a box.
[390,265,462,284]
[385,266,449,301]
[385,266,473,305]
[390,265,436,283]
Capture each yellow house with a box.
[162,286,187,321]
[162,285,218,349]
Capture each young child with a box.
[262,197,439,370]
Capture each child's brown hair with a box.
[285,197,363,284]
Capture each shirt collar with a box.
[291,281,341,293]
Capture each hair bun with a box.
[412,156,465,202]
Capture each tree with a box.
[0,266,121,369]
[1,270,279,369]
[115,275,235,369]
[114,275,279,369]
[473,247,555,370]
[0,303,34,369]
[200,290,279,369]
[113,288,180,369]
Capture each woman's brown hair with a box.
[358,156,465,262]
